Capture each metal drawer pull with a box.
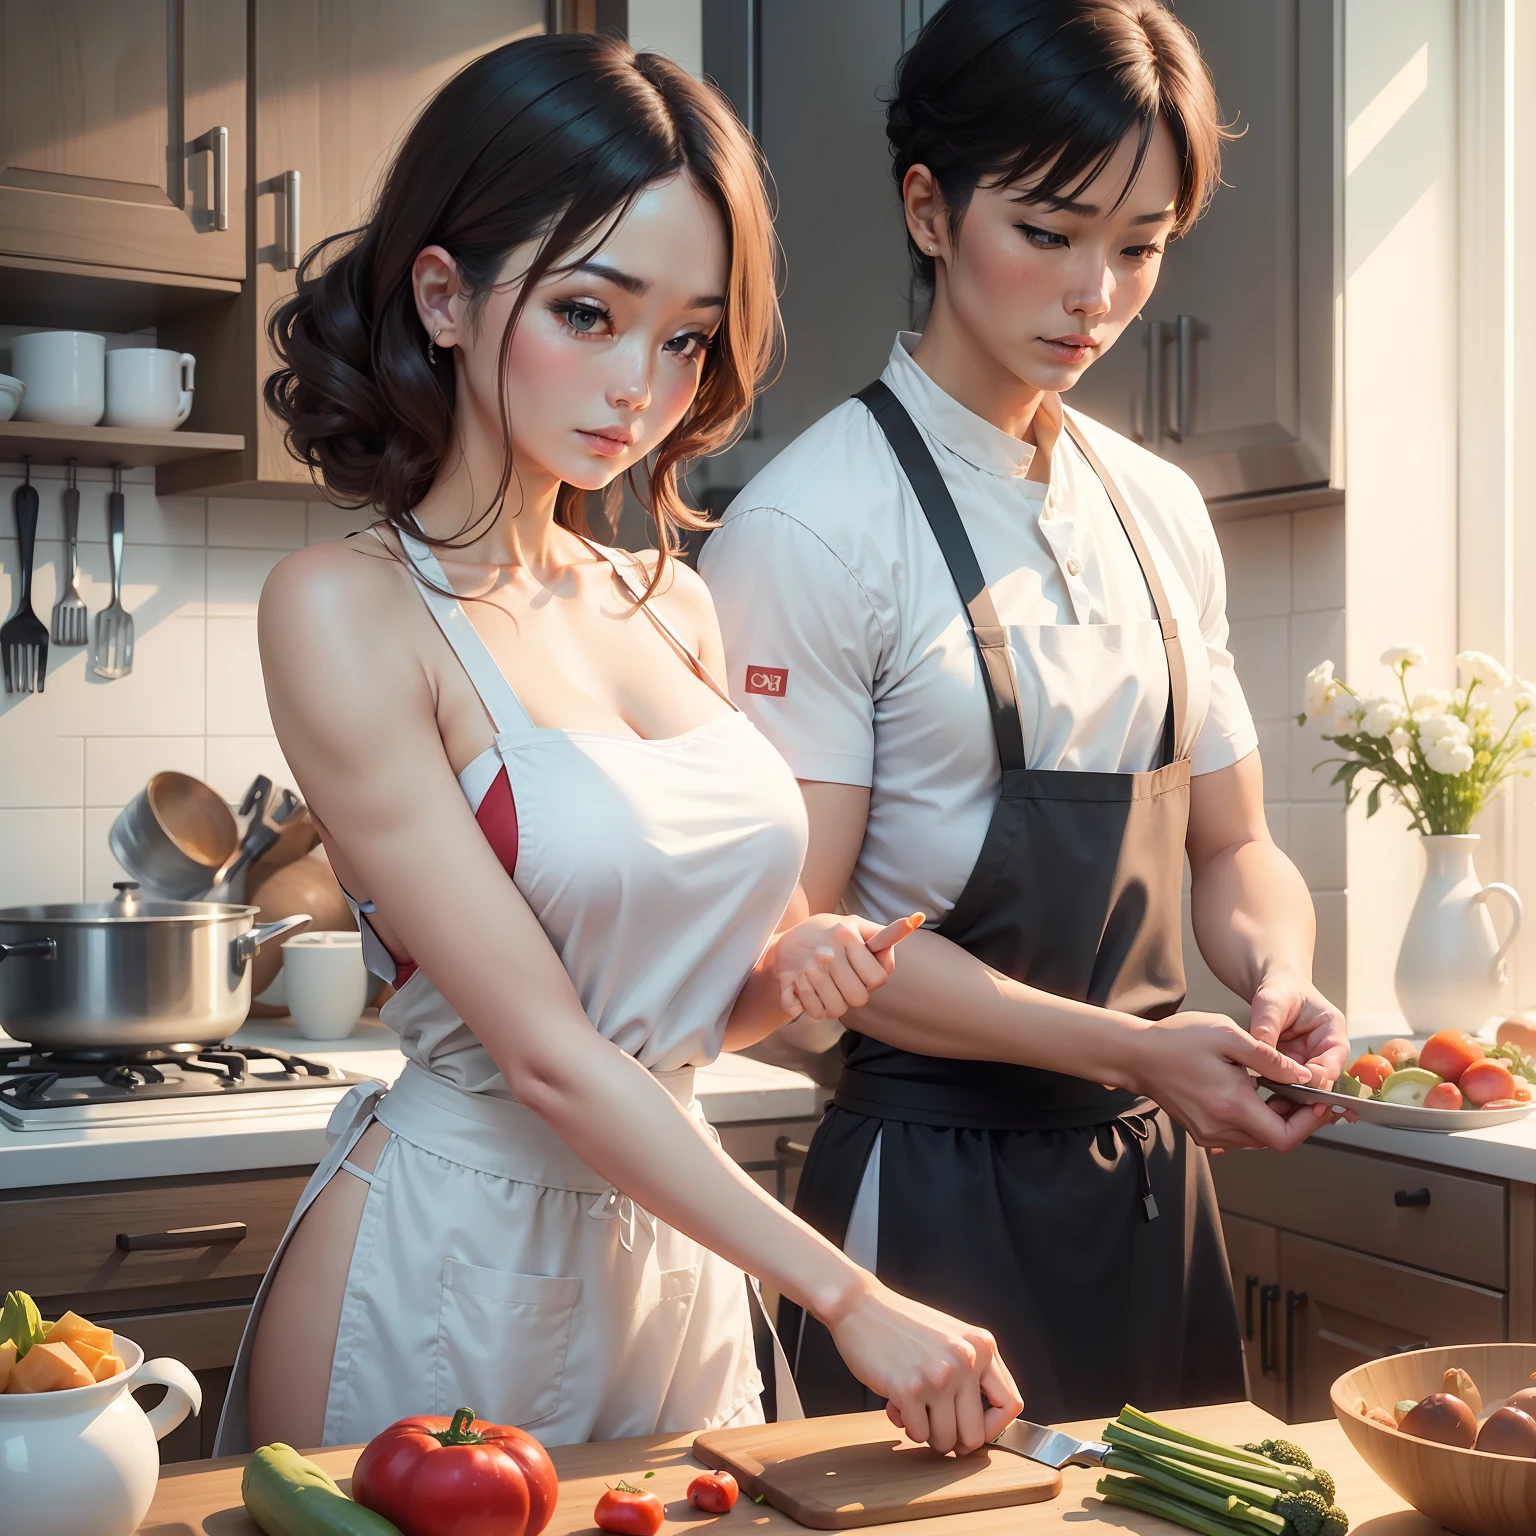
[1142,318,1166,443]
[1244,1274,1259,1339]
[1169,313,1195,442]
[1394,1187,1432,1207]
[190,126,230,231]
[1260,1283,1279,1376]
[263,170,302,270]
[775,1137,810,1162]
[116,1221,247,1253]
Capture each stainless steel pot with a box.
[0,882,311,1051]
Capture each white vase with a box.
[0,1335,201,1536]
[1394,834,1523,1036]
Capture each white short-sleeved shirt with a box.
[698,332,1257,926]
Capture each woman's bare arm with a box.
[259,543,1019,1450]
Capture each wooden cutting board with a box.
[692,1411,1061,1529]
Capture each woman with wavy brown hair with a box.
[214,32,1020,1457]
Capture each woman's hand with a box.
[1122,1011,1319,1154]
[825,1277,1021,1454]
[773,912,924,1020]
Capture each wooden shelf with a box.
[0,254,240,333]
[0,420,244,469]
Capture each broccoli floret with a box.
[1309,1467,1337,1504]
[1268,1439,1314,1470]
[1320,1507,1349,1536]
[1275,1488,1328,1536]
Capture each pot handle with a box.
[232,912,312,972]
[1476,882,1524,982]
[136,1355,203,1440]
[0,938,56,964]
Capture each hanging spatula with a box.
[91,464,134,679]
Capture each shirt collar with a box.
[879,331,1059,481]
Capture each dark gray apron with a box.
[780,381,1244,1423]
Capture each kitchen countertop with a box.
[138,1401,1430,1534]
[0,1018,820,1191]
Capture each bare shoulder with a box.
[260,532,412,640]
[625,548,717,641]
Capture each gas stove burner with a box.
[0,1040,376,1127]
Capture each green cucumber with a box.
[242,1444,401,1536]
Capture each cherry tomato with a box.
[1512,1079,1534,1103]
[1418,1029,1485,1085]
[1459,1059,1518,1106]
[1348,1054,1392,1091]
[687,1473,739,1513]
[1379,1038,1420,1069]
[595,1486,665,1536]
[1422,1081,1464,1111]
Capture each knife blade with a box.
[990,1418,1110,1469]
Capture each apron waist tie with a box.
[1111,1110,1161,1223]
[587,1187,657,1254]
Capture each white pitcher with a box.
[1394,833,1523,1036]
[0,1335,201,1536]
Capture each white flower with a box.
[1416,712,1468,748]
[1303,660,1340,720]
[1411,689,1453,718]
[1458,649,1513,690]
[1381,643,1427,670]
[1424,734,1476,776]
[1357,694,1406,738]
[1514,678,1536,710]
[1389,726,1412,751]
[1329,700,1363,734]
[1469,697,1495,726]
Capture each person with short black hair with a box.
[701,0,1347,1421]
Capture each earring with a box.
[927,245,935,254]
[428,326,441,365]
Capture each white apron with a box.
[216,532,809,1453]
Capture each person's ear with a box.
[902,165,950,264]
[412,245,463,353]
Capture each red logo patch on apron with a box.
[745,665,788,697]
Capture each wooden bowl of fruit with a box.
[1333,1343,1536,1536]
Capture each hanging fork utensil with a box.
[50,457,89,647]
[91,463,134,680]
[2,457,49,693]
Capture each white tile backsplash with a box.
[0,470,333,900]
[1218,513,1292,619]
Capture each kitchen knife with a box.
[989,1419,1110,1470]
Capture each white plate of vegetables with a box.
[1263,1027,1536,1132]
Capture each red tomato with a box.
[1423,1081,1464,1111]
[1512,1080,1534,1103]
[1459,1060,1518,1106]
[687,1472,739,1513]
[1379,1038,1420,1069]
[595,1486,665,1536]
[352,1407,558,1536]
[1348,1054,1392,1091]
[1418,1030,1485,1085]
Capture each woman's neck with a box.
[910,283,1052,448]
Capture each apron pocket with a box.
[435,1258,582,1428]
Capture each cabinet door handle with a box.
[1143,319,1167,443]
[190,126,230,232]
[282,169,302,270]
[116,1221,247,1253]
[1284,1289,1308,1418]
[1244,1274,1259,1339]
[774,1137,810,1162]
[1260,1283,1279,1375]
[1168,313,1195,442]
[1394,1188,1432,1207]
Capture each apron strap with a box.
[856,381,1028,773]
[1059,414,1191,762]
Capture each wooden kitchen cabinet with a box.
[1065,0,1336,503]
[0,1,247,281]
[160,0,545,498]
[1213,1140,1535,1422]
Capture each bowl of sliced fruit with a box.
[1264,1025,1536,1132]
[0,1290,201,1536]
[1335,1343,1536,1536]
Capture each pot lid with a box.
[0,882,257,926]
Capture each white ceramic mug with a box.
[282,931,368,1039]
[104,347,196,430]
[11,330,105,425]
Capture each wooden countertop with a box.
[138,1401,1435,1535]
